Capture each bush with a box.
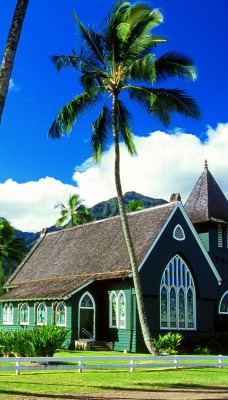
[0,325,69,357]
[194,332,228,355]
[154,332,183,355]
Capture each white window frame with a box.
[109,291,117,328]
[219,291,228,314]
[173,224,185,241]
[160,255,196,330]
[118,291,126,329]
[109,290,126,329]
[36,302,47,325]
[3,303,13,325]
[55,302,66,326]
[20,303,29,325]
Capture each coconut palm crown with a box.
[55,194,93,228]
[48,0,200,354]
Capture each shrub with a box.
[0,325,69,357]
[154,332,183,355]
[194,332,228,355]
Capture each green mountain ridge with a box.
[15,191,167,248]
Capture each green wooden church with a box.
[0,161,228,352]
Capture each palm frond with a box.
[127,7,163,44]
[48,92,97,138]
[74,12,106,68]
[80,72,104,97]
[127,35,167,61]
[91,105,112,162]
[128,86,200,125]
[116,99,137,156]
[103,1,131,61]
[127,54,156,83]
[155,51,197,81]
[52,55,80,71]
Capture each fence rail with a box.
[0,354,228,374]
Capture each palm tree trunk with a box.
[112,95,157,355]
[0,0,29,122]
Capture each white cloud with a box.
[1,123,228,232]
[9,78,19,92]
[73,122,228,206]
[0,177,76,232]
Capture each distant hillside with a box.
[15,192,167,248]
[90,191,167,220]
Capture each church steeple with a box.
[184,162,228,224]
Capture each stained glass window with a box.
[110,291,126,329]
[161,286,168,328]
[110,292,117,327]
[160,255,196,330]
[3,304,8,324]
[187,289,194,328]
[170,287,177,328]
[56,302,66,325]
[219,292,228,314]
[81,294,93,308]
[9,304,13,324]
[20,303,29,324]
[119,292,126,328]
[179,288,185,328]
[37,303,46,324]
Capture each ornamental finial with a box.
[204,159,208,170]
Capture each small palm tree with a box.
[48,0,200,354]
[127,199,144,212]
[0,0,29,122]
[0,218,27,293]
[55,194,93,228]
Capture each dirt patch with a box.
[1,387,228,400]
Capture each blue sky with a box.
[0,0,228,231]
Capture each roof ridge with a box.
[44,201,173,237]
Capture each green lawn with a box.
[0,351,227,398]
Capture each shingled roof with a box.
[184,161,228,224]
[1,201,177,301]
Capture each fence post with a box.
[78,357,83,373]
[174,356,178,369]
[218,355,222,368]
[15,357,20,375]
[130,358,135,373]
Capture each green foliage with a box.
[55,193,93,228]
[0,326,69,357]
[153,332,183,355]
[90,192,166,220]
[127,199,143,212]
[48,0,200,150]
[0,218,27,294]
[194,332,228,355]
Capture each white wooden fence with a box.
[0,355,228,375]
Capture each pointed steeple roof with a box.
[184,160,228,224]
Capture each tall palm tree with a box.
[0,0,29,122]
[48,0,200,354]
[55,193,93,228]
[0,218,27,293]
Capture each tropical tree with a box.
[48,0,200,354]
[127,199,144,212]
[55,193,93,228]
[0,218,27,293]
[0,0,29,122]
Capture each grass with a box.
[0,350,227,398]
